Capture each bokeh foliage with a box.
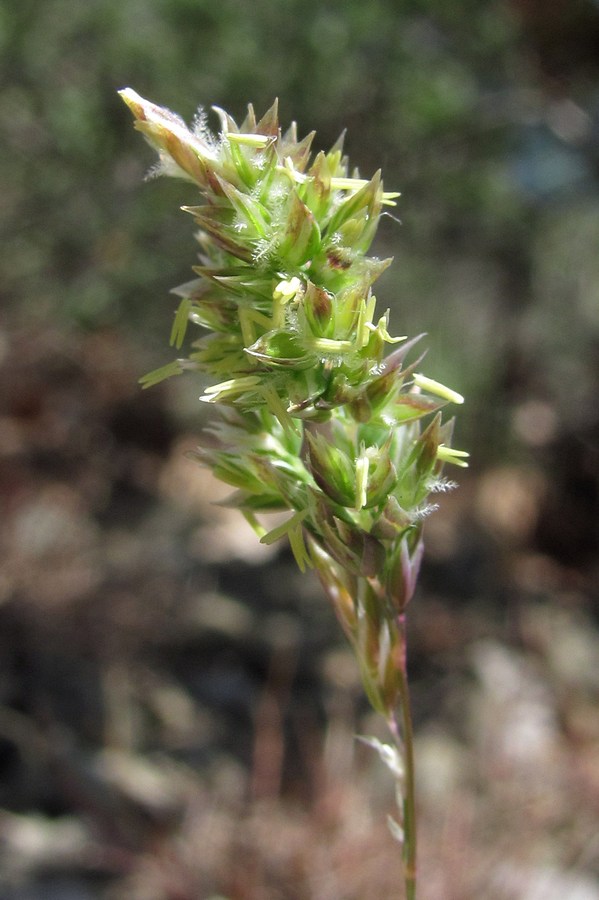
[2,0,599,462]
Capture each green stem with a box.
[397,668,417,899]
[390,617,417,900]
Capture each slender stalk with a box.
[389,616,417,900]
[397,669,417,899]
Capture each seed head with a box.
[121,90,467,706]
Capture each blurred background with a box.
[1,0,599,897]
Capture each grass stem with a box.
[390,618,417,899]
